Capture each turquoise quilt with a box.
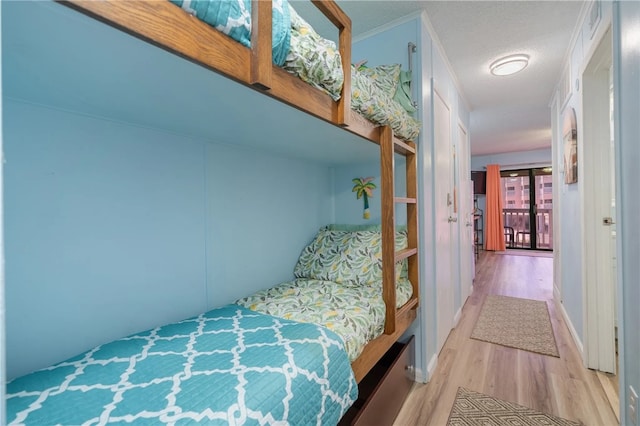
[169,0,291,66]
[6,305,357,425]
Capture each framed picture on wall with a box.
[563,107,578,184]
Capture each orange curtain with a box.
[485,164,506,251]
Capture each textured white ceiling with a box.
[297,0,584,156]
[421,1,584,155]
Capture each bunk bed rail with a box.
[59,0,353,127]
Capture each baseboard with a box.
[426,353,438,381]
[413,367,428,384]
[453,306,462,327]
[555,297,584,358]
[553,283,561,302]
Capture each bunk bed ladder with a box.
[380,126,419,335]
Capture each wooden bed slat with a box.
[405,141,420,307]
[395,197,417,204]
[394,138,416,155]
[250,0,273,89]
[395,248,418,262]
[380,126,396,335]
[336,24,351,126]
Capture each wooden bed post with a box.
[250,0,272,90]
[380,125,396,335]
[406,141,419,305]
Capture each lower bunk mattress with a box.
[236,278,414,361]
[6,304,358,425]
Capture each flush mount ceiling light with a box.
[490,54,529,76]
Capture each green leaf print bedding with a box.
[293,227,409,285]
[235,278,414,361]
[351,66,421,141]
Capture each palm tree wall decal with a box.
[352,177,377,219]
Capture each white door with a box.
[582,27,616,374]
[457,123,473,304]
[434,88,454,352]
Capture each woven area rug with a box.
[471,295,559,357]
[447,388,581,426]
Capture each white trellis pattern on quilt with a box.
[7,305,358,425]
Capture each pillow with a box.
[294,227,408,285]
[394,70,417,114]
[351,67,421,141]
[357,63,401,98]
[283,5,344,101]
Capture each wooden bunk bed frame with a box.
[59,0,419,384]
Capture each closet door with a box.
[434,88,454,353]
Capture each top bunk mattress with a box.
[6,304,357,425]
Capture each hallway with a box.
[394,252,618,425]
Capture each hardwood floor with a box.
[394,251,619,426]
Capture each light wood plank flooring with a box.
[394,251,619,426]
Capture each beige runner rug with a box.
[447,388,581,426]
[471,294,559,357]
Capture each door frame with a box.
[457,120,473,304]
[581,26,616,373]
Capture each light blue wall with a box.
[353,18,420,72]
[4,100,332,379]
[331,159,406,225]
[614,2,640,424]
[206,143,333,305]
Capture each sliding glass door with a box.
[500,168,553,250]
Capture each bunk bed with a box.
[5,0,420,424]
[54,0,420,381]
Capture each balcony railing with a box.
[502,208,553,249]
